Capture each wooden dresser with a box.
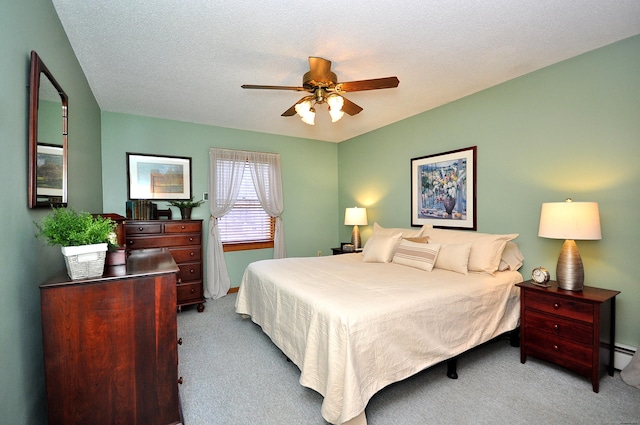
[516,280,619,392]
[125,219,205,312]
[40,249,183,425]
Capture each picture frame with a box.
[127,153,192,200]
[411,146,477,230]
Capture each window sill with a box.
[223,241,274,252]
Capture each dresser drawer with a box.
[524,309,593,345]
[126,223,162,234]
[177,281,203,303]
[177,262,202,282]
[526,291,594,323]
[527,329,592,370]
[169,246,201,263]
[165,222,201,233]
[127,234,201,249]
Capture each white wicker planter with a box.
[61,243,108,280]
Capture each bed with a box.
[235,224,524,425]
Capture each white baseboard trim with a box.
[614,343,636,370]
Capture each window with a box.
[218,161,275,251]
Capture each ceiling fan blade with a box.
[307,57,334,83]
[337,76,400,92]
[281,96,310,117]
[241,84,307,91]
[341,97,363,116]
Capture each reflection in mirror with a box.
[28,51,68,208]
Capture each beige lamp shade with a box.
[538,201,601,240]
[538,199,601,291]
[344,207,368,226]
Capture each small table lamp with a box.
[538,199,601,291]
[344,207,368,250]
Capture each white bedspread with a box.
[235,253,522,424]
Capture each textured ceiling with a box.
[51,0,640,143]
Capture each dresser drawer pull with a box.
[190,269,195,273]
[181,225,186,229]
[190,252,195,256]
[553,303,560,309]
[138,227,144,231]
[553,344,559,351]
[553,324,560,330]
[127,240,134,245]
[177,278,182,284]
[190,288,195,294]
[178,377,183,385]
[189,237,194,242]
[178,338,183,345]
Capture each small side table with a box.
[331,246,362,255]
[516,280,620,392]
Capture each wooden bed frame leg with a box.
[446,357,458,379]
[509,327,520,347]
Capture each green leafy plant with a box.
[35,207,116,247]
[167,197,204,209]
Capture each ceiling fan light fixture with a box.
[295,100,315,125]
[327,94,345,122]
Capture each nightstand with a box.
[516,280,620,392]
[331,245,361,255]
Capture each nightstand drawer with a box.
[527,329,592,368]
[526,291,594,323]
[524,310,593,345]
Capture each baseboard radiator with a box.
[613,343,636,370]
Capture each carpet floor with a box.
[177,293,640,425]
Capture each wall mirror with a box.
[28,50,68,208]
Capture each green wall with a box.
[101,112,339,286]
[339,35,640,348]
[0,0,103,423]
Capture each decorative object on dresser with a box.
[168,196,205,219]
[34,207,116,280]
[538,198,602,291]
[40,249,183,425]
[344,207,367,249]
[516,280,620,392]
[126,219,205,312]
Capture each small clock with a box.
[531,267,551,286]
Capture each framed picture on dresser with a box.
[127,152,192,200]
[411,146,477,230]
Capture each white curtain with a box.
[246,152,286,259]
[206,148,286,299]
[206,149,246,299]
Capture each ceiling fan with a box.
[241,57,399,125]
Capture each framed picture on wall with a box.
[127,153,192,200]
[411,146,477,230]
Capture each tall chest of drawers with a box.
[516,280,619,392]
[126,219,205,312]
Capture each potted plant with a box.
[35,207,116,280]
[167,196,204,219]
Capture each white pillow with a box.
[362,233,402,263]
[498,242,525,271]
[372,222,424,238]
[434,243,472,275]
[393,240,440,272]
[422,228,518,274]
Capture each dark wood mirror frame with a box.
[28,50,68,208]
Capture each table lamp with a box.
[344,207,368,250]
[538,199,601,291]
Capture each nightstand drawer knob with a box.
[553,303,560,309]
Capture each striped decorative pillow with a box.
[392,239,440,271]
